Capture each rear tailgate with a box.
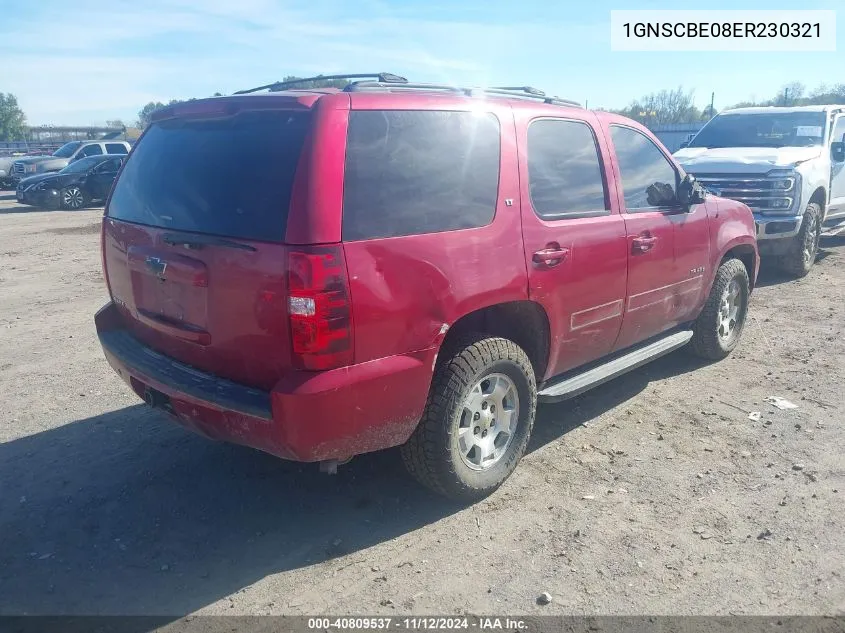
[103,105,310,391]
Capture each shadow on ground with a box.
[754,235,845,288]
[0,200,105,214]
[0,343,709,619]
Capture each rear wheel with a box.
[60,186,87,210]
[777,202,821,277]
[688,258,750,360]
[401,335,536,501]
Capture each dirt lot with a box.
[1,193,844,618]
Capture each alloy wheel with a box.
[457,373,520,471]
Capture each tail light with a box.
[287,246,353,370]
[100,219,112,299]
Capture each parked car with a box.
[11,140,130,183]
[94,74,758,501]
[0,154,15,189]
[16,155,124,209]
[675,105,845,277]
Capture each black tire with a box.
[688,258,750,361]
[401,335,537,501]
[777,202,822,277]
[59,186,88,210]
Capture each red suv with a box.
[95,73,758,500]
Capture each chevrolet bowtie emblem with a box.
[145,256,168,280]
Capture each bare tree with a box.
[616,87,702,126]
[779,81,805,106]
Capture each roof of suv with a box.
[221,72,585,112]
[71,140,128,146]
[152,87,589,127]
[721,104,845,115]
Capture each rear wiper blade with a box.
[162,232,256,252]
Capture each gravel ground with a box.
[1,193,843,618]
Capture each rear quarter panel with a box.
[340,100,529,363]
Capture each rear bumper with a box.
[95,302,434,462]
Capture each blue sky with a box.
[2,0,842,126]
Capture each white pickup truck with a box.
[675,105,845,277]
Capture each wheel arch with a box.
[439,300,551,383]
[808,187,827,221]
[721,243,758,291]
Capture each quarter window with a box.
[79,144,104,157]
[343,110,501,241]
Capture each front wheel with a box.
[401,335,537,501]
[688,258,750,361]
[777,202,821,278]
[60,186,88,210]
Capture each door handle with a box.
[632,235,658,253]
[533,246,570,266]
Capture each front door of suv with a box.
[604,123,711,351]
[828,114,845,220]
[517,112,628,378]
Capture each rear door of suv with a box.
[516,109,628,378]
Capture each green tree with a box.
[136,99,183,128]
[136,102,165,128]
[0,93,27,142]
[106,119,126,129]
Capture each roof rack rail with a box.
[234,72,407,95]
[488,87,582,107]
[491,85,546,96]
[344,81,582,107]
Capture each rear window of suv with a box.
[342,110,501,241]
[108,110,310,242]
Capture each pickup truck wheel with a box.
[60,186,88,210]
[688,258,750,361]
[777,202,821,277]
[401,335,537,501]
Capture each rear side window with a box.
[99,157,122,173]
[105,143,127,155]
[343,110,500,241]
[108,111,310,241]
[610,126,679,210]
[80,144,104,157]
[527,119,608,218]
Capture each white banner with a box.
[610,10,837,52]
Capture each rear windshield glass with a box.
[108,110,310,242]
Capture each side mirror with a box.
[677,174,706,207]
[832,141,845,163]
[679,140,689,149]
